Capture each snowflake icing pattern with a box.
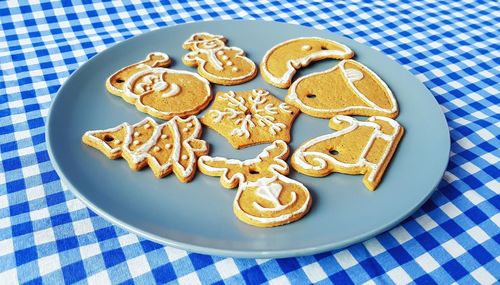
[202,89,299,149]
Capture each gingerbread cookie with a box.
[291,115,404,191]
[182,32,257,85]
[106,53,212,120]
[106,52,172,99]
[198,140,312,227]
[201,89,299,149]
[260,37,354,88]
[82,116,209,182]
[286,59,399,118]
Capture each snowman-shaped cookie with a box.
[182,32,257,85]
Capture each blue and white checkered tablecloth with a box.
[1,0,499,284]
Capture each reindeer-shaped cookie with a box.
[198,140,312,227]
[82,116,209,182]
[182,32,257,85]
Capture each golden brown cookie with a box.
[201,89,299,149]
[291,115,404,191]
[198,140,312,227]
[182,32,257,85]
[105,52,213,120]
[260,37,354,88]
[82,116,209,183]
[106,52,172,99]
[286,59,399,118]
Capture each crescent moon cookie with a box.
[286,59,399,119]
[201,89,299,149]
[291,115,404,191]
[182,32,257,85]
[198,140,312,227]
[82,116,209,183]
[260,37,354,88]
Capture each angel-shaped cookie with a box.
[291,115,404,190]
[82,116,208,183]
[198,140,312,227]
[182,32,257,85]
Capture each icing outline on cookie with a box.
[287,60,398,117]
[260,37,354,88]
[292,115,403,190]
[198,140,289,188]
[83,116,208,182]
[233,174,311,225]
[183,32,257,84]
[123,67,212,119]
[106,52,171,95]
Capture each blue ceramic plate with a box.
[46,20,449,258]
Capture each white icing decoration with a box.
[144,124,151,129]
[261,37,353,87]
[345,68,364,82]
[292,115,401,182]
[84,123,128,154]
[153,81,167,91]
[182,33,256,83]
[183,127,189,132]
[287,59,398,116]
[187,123,193,128]
[234,174,309,224]
[105,52,170,94]
[252,179,297,212]
[198,140,289,187]
[301,44,312,51]
[88,116,207,180]
[208,90,288,138]
[133,131,140,137]
[232,67,239,72]
[162,83,180,98]
[123,67,211,118]
[161,134,168,139]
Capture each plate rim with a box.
[46,19,450,258]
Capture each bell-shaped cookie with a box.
[286,59,399,118]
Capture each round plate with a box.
[47,20,450,258]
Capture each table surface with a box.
[0,1,498,284]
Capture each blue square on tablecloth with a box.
[62,261,86,283]
[102,248,126,268]
[152,263,177,283]
[15,246,38,266]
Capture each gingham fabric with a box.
[1,0,499,284]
